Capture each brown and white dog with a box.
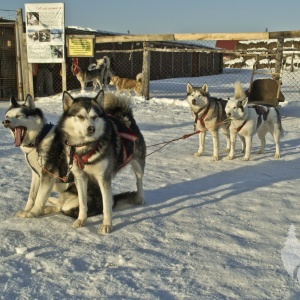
[110,73,142,96]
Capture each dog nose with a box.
[227,113,231,117]
[2,120,10,127]
[192,99,196,105]
[87,126,95,134]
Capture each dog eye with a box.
[77,115,84,119]
[91,115,97,120]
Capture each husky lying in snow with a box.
[186,82,231,161]
[225,81,284,161]
[2,95,140,221]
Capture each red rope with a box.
[146,119,229,157]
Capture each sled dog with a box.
[2,95,105,218]
[88,56,112,86]
[186,83,231,161]
[47,91,146,233]
[110,73,143,96]
[225,81,284,161]
[2,96,138,220]
[75,67,104,92]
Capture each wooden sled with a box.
[245,60,285,107]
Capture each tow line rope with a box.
[146,118,230,157]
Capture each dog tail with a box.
[136,73,143,82]
[113,191,143,210]
[234,81,246,100]
[104,92,132,116]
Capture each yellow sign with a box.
[68,38,94,57]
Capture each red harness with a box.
[71,140,100,169]
[69,126,138,171]
[194,103,210,130]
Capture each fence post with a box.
[16,9,24,100]
[275,38,284,79]
[141,42,150,99]
[61,62,67,91]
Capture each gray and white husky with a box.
[75,56,111,92]
[2,95,104,218]
[225,81,284,161]
[49,91,146,234]
[186,83,231,161]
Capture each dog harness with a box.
[70,116,138,171]
[23,123,54,148]
[235,105,270,132]
[194,103,210,130]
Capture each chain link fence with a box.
[51,39,300,105]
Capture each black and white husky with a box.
[186,83,230,161]
[2,95,104,218]
[47,91,146,234]
[225,81,284,161]
[2,95,139,221]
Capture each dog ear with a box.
[187,83,193,94]
[24,94,35,109]
[94,90,105,108]
[10,96,20,108]
[62,91,74,112]
[242,97,248,107]
[201,83,208,93]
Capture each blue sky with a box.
[2,0,300,34]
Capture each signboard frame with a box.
[25,2,65,63]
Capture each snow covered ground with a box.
[1,71,300,299]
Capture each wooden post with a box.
[16,9,24,100]
[275,38,284,99]
[141,42,150,99]
[275,38,284,79]
[61,62,67,91]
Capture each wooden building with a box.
[0,18,18,100]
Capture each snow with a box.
[1,70,300,299]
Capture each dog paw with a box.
[135,198,145,205]
[72,219,86,228]
[16,210,37,218]
[16,210,29,218]
[193,152,203,157]
[99,225,112,234]
[274,154,281,159]
[226,155,233,160]
[242,157,250,161]
[211,156,219,161]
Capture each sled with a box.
[245,59,285,107]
